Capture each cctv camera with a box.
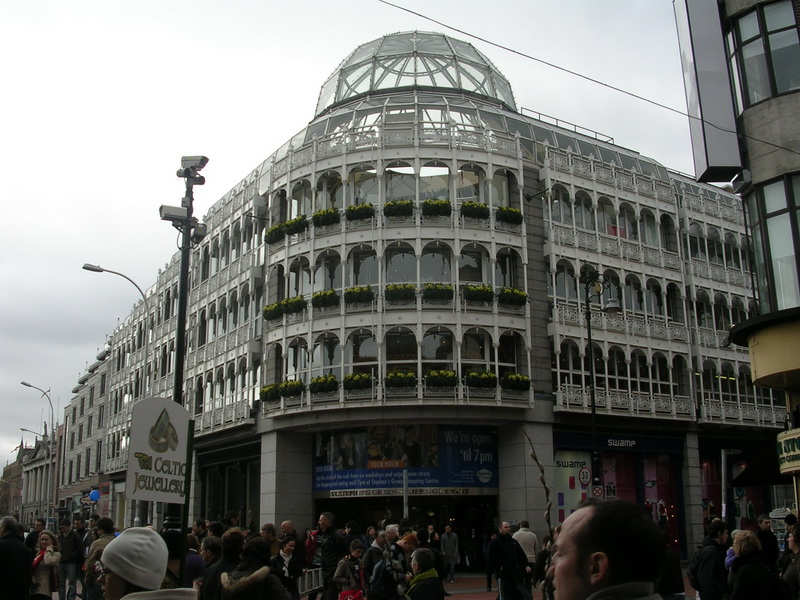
[181,156,209,171]
[159,204,189,223]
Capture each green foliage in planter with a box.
[265,223,286,244]
[262,302,283,320]
[344,286,374,304]
[343,372,372,390]
[312,208,340,227]
[422,283,454,301]
[421,199,452,217]
[346,203,375,221]
[425,369,458,386]
[259,384,280,402]
[463,284,494,302]
[460,201,490,219]
[309,374,338,393]
[385,283,416,302]
[501,373,531,391]
[311,289,339,308]
[385,370,417,387]
[284,215,308,235]
[496,206,523,224]
[283,296,308,314]
[279,379,305,397]
[466,371,498,388]
[497,287,527,306]
[383,200,413,217]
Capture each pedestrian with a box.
[488,521,529,600]
[362,525,377,549]
[440,525,459,584]
[549,500,666,600]
[531,535,552,599]
[271,535,303,600]
[99,526,195,599]
[193,520,209,543]
[756,514,779,572]
[384,524,409,596]
[0,516,33,600]
[25,517,45,553]
[334,539,366,600]
[363,530,389,600]
[483,532,497,592]
[199,527,244,600]
[694,519,729,600]
[780,524,800,598]
[729,529,781,600]
[31,529,60,600]
[261,523,280,558]
[407,548,445,600]
[186,534,207,588]
[219,537,290,600]
[306,512,348,600]
[59,518,83,600]
[84,517,115,600]
[512,520,538,598]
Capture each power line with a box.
[377,0,800,160]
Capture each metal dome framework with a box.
[315,31,517,116]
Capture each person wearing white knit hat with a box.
[99,527,196,599]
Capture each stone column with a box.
[260,430,313,528]
[683,431,704,552]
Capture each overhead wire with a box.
[377,0,800,159]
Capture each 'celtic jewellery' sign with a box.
[777,429,800,475]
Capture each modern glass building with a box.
[58,31,788,554]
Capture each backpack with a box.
[687,546,705,592]
[368,558,387,596]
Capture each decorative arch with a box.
[421,241,452,283]
[496,247,523,288]
[314,249,342,292]
[316,170,343,210]
[348,164,379,206]
[550,185,572,225]
[459,243,490,283]
[422,326,454,370]
[420,160,450,201]
[347,244,377,286]
[455,163,485,203]
[385,241,416,283]
[555,260,578,300]
[574,190,594,231]
[291,179,312,219]
[384,161,415,203]
[312,332,342,378]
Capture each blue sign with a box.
[312,426,497,496]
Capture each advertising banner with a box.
[312,425,497,497]
[777,429,800,475]
[552,450,591,525]
[125,397,190,504]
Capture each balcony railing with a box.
[699,397,785,428]
[555,384,694,421]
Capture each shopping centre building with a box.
[58,31,791,555]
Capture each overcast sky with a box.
[0,0,693,462]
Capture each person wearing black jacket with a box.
[488,522,529,600]
[407,548,445,600]
[729,530,783,600]
[695,520,729,600]
[25,518,45,553]
[0,516,33,600]
[756,514,780,572]
[200,527,244,600]
[306,512,347,600]
[58,519,82,600]
[271,535,303,600]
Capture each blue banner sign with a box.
[312,425,497,497]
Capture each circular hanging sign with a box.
[578,466,591,487]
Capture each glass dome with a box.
[315,31,516,117]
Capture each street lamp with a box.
[19,381,54,520]
[579,265,620,498]
[20,428,42,438]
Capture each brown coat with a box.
[84,533,115,587]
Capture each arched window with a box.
[673,355,689,396]
[229,291,239,328]
[286,338,308,383]
[739,366,754,402]
[607,347,628,390]
[721,362,736,402]
[660,214,678,252]
[272,189,287,223]
[226,363,236,403]
[550,185,572,225]
[385,242,416,283]
[218,297,227,335]
[210,238,220,275]
[456,163,485,202]
[498,331,524,377]
[268,265,285,304]
[422,327,454,372]
[291,180,312,219]
[198,309,207,346]
[666,284,684,323]
[707,227,724,265]
[696,291,713,328]
[220,229,230,268]
[645,279,664,316]
[624,275,644,313]
[732,297,747,325]
[347,245,377,286]
[619,203,638,240]
[602,270,621,307]
[317,171,343,210]
[194,376,203,415]
[244,218,253,253]
[597,197,616,235]
[651,353,670,395]
[238,359,248,395]
[314,250,342,292]
[240,285,250,322]
[495,248,522,288]
[574,191,594,231]
[459,245,489,283]
[312,333,341,379]
[725,233,741,269]
[421,242,452,282]
[348,165,379,206]
[204,373,214,411]
[558,340,581,387]
[345,329,377,377]
[289,257,311,297]
[385,162,415,203]
[231,222,241,262]
[630,350,649,393]
[420,161,449,201]
[215,368,224,408]
[689,223,706,259]
[702,360,719,400]
[583,342,605,389]
[385,327,417,376]
[208,304,217,341]
[491,169,516,208]
[714,294,730,330]
[201,246,210,281]
[462,328,494,376]
[164,289,172,321]
[640,209,657,246]
[555,260,578,300]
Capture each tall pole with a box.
[20,382,54,522]
[584,280,602,494]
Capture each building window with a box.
[70,432,75,450]
[745,173,800,312]
[72,406,76,424]
[87,415,93,437]
[726,0,800,111]
[95,441,102,472]
[68,460,73,483]
[78,424,83,443]
[85,448,91,476]
[100,373,106,396]
[80,397,85,416]
[98,405,104,428]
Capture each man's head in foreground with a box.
[100,527,169,600]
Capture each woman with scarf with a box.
[31,529,61,600]
[271,535,303,600]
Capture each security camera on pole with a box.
[159,155,208,532]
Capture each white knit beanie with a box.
[101,527,168,590]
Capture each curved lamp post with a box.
[19,381,54,520]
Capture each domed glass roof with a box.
[315,31,516,116]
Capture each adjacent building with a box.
[58,30,789,553]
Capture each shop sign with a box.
[777,429,800,475]
[125,397,189,504]
[312,426,497,496]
